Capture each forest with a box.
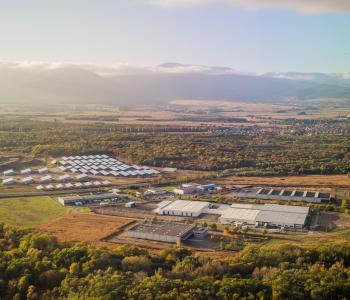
[0,224,350,299]
[0,118,349,176]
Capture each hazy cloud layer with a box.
[146,0,350,13]
[0,61,350,107]
[0,61,239,77]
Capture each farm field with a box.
[0,196,68,227]
[36,213,134,244]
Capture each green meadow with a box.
[0,196,68,227]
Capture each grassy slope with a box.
[0,196,69,227]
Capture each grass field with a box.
[0,196,69,227]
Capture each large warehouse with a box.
[155,200,310,229]
[155,200,210,217]
[127,221,195,243]
[219,203,310,229]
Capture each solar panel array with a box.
[59,154,159,177]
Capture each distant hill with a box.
[0,62,349,107]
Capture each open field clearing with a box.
[0,196,68,227]
[263,228,350,249]
[36,213,134,244]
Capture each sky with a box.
[0,0,349,73]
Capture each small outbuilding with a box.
[21,168,32,175]
[2,178,15,185]
[3,169,15,176]
[21,176,34,185]
[38,167,49,174]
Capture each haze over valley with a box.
[1,62,350,109]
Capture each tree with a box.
[69,263,80,275]
[121,256,151,273]
[341,199,348,209]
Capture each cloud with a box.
[0,61,240,77]
[145,0,350,14]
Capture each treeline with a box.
[1,224,350,299]
[0,118,349,175]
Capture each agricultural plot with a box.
[0,196,68,227]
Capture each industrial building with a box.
[154,200,310,229]
[58,192,119,206]
[173,183,220,195]
[127,221,195,243]
[155,200,210,217]
[232,187,331,203]
[219,203,309,229]
[145,188,167,195]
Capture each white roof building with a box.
[219,203,309,228]
[45,184,54,190]
[76,173,89,181]
[162,167,177,172]
[3,169,15,176]
[39,175,52,183]
[219,208,260,225]
[38,167,49,174]
[21,168,31,175]
[21,176,34,184]
[2,178,15,185]
[155,200,310,229]
[58,174,71,182]
[155,200,210,217]
[59,166,68,172]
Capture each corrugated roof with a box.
[256,211,307,225]
[220,208,260,222]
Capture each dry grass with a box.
[215,175,350,187]
[36,213,134,244]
